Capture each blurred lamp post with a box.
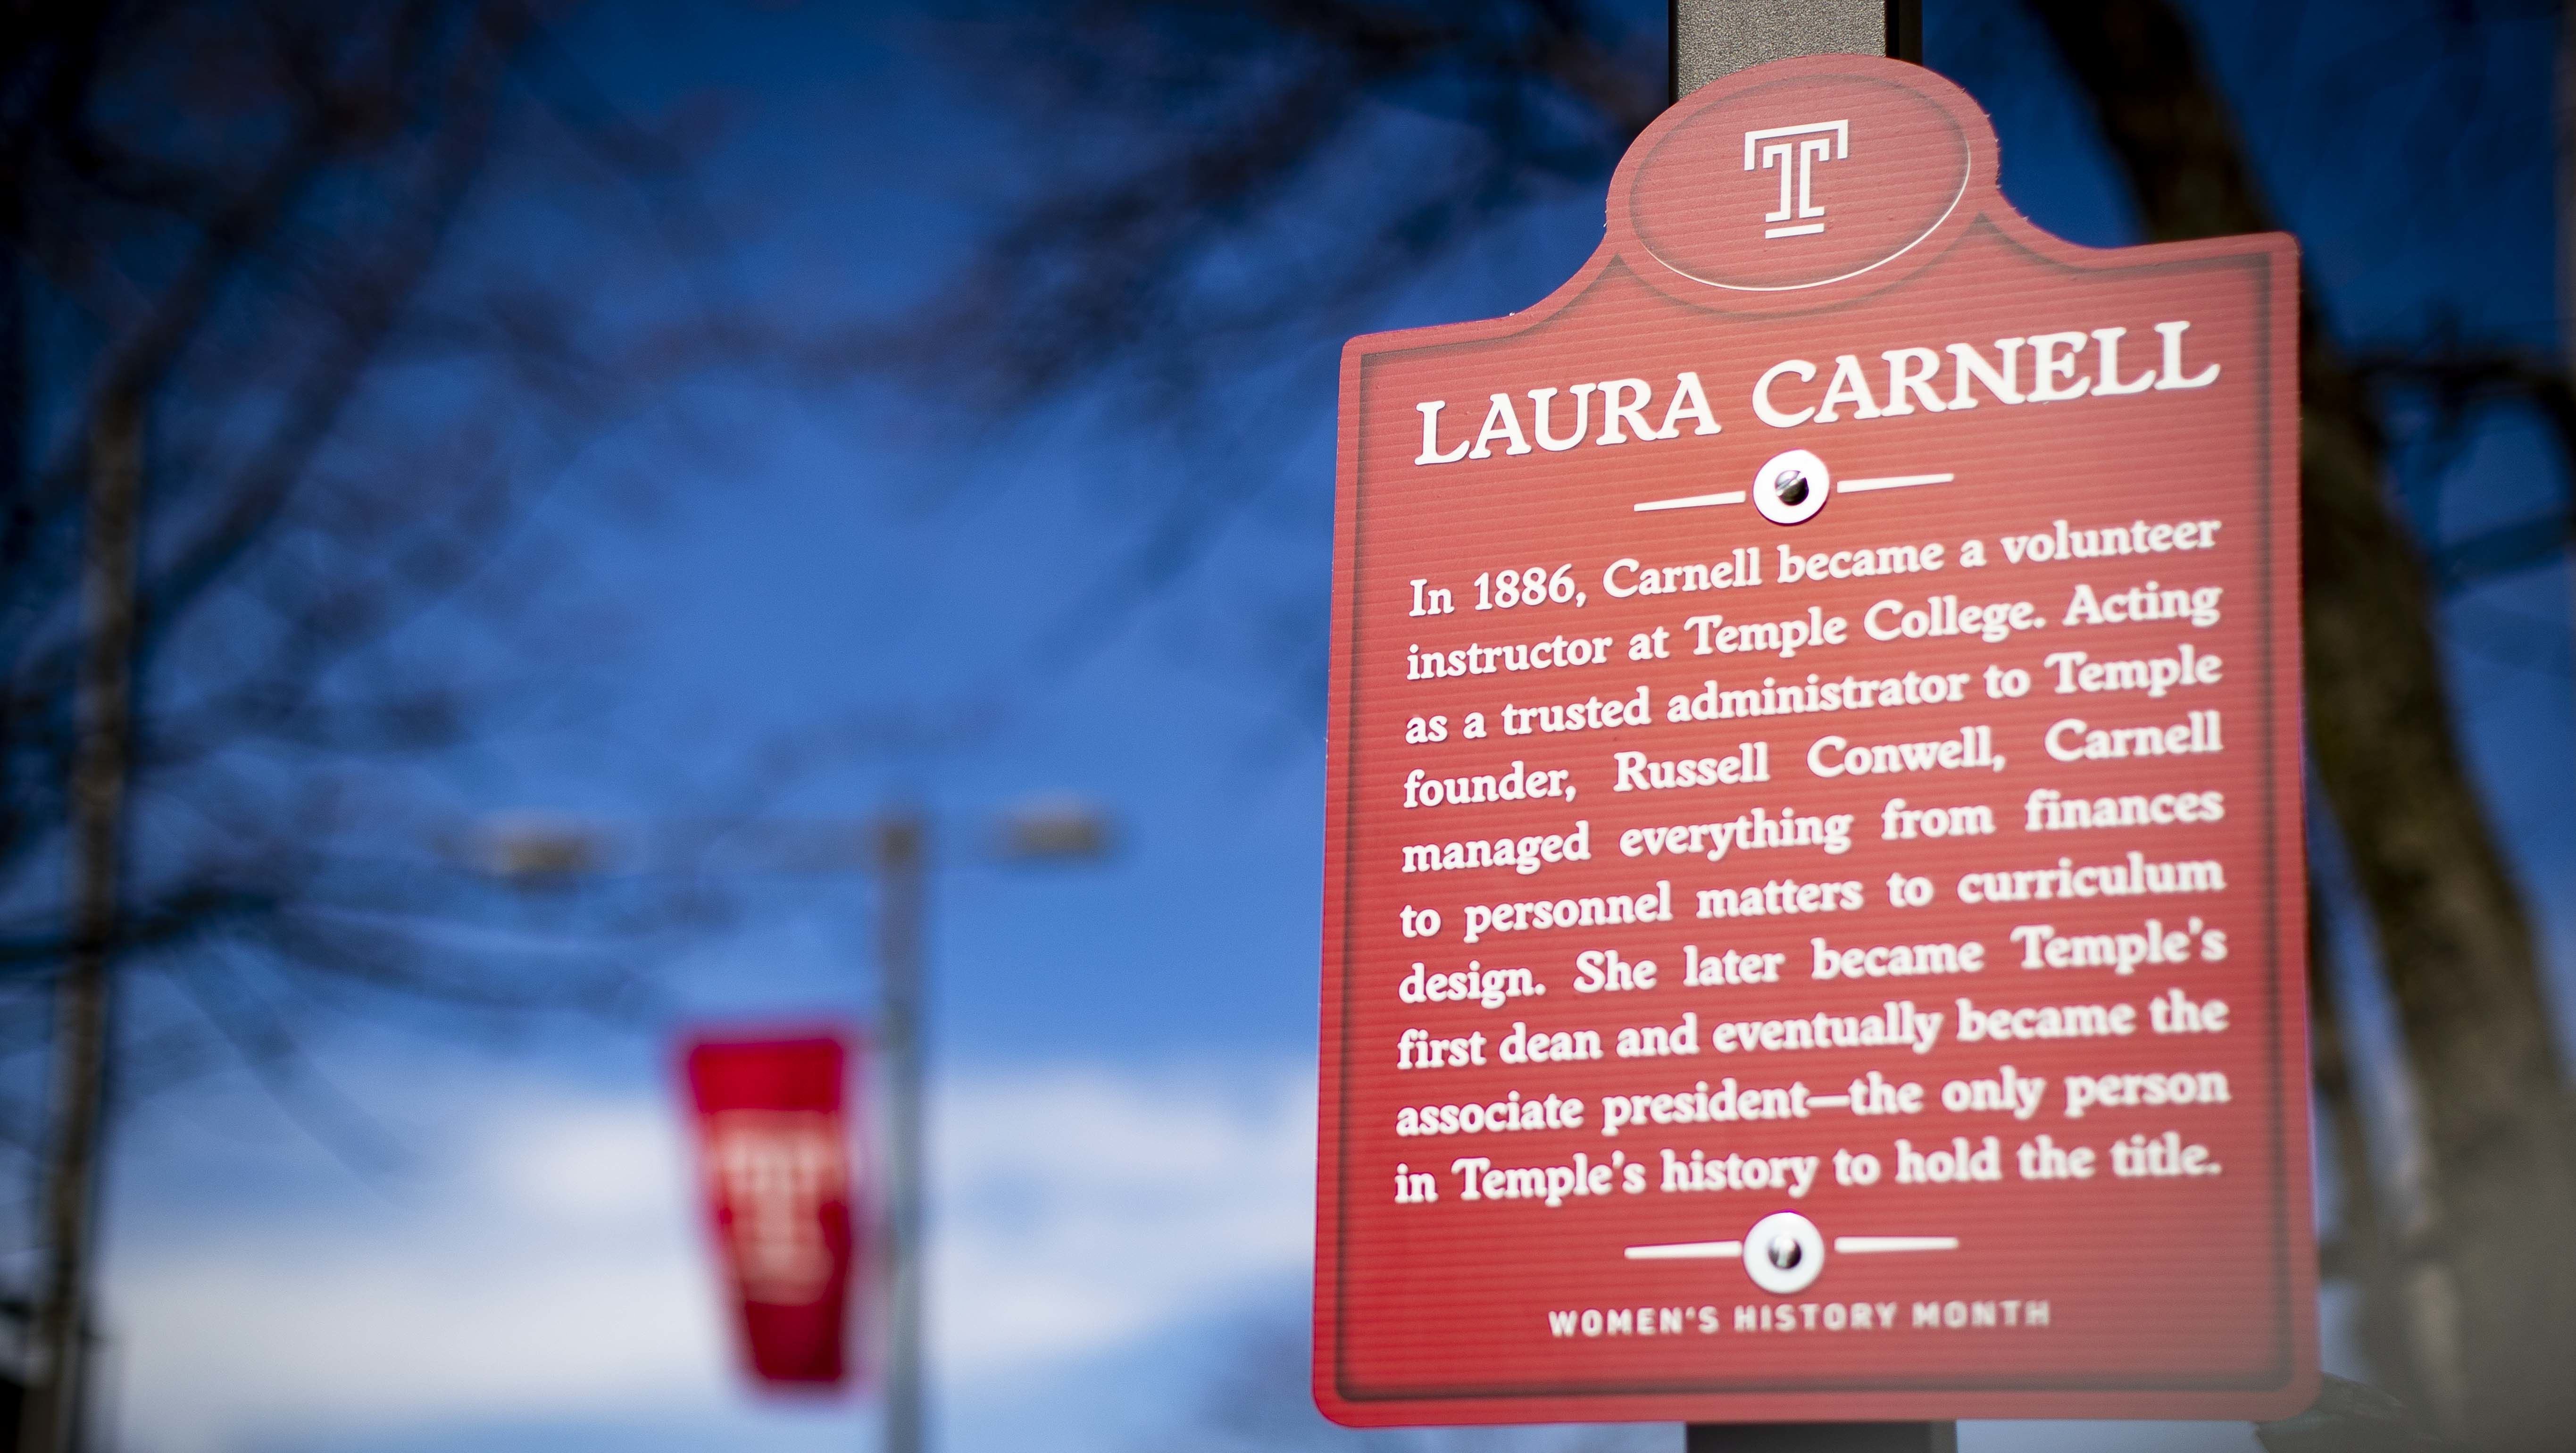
[473,799,1115,1453]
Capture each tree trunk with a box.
[2309,892,2452,1424]
[2025,3,2576,1447]
[23,387,141,1453]
[2559,0,2576,385]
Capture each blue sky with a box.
[84,2,2576,1451]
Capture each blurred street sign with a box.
[1314,56,2312,1427]
[684,1034,862,1390]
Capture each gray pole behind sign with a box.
[878,814,928,1453]
[1672,0,1919,100]
[1666,4,1941,1447]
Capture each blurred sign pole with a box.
[1680,15,1938,1452]
[24,389,142,1453]
[475,801,1109,1447]
[876,814,927,1453]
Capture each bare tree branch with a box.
[2022,3,2576,1445]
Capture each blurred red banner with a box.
[684,1032,860,1389]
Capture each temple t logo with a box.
[1743,120,1849,237]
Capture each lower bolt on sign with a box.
[1314,56,2314,1426]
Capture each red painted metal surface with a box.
[1315,55,2312,1426]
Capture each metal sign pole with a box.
[1666,2,1944,1445]
[1672,0,1919,102]
[877,814,928,1453]
[1686,1421,1956,1453]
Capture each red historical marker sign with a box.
[1315,56,2312,1426]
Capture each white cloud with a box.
[107,1082,725,1453]
[101,1056,1317,1453]
[931,1065,1315,1374]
